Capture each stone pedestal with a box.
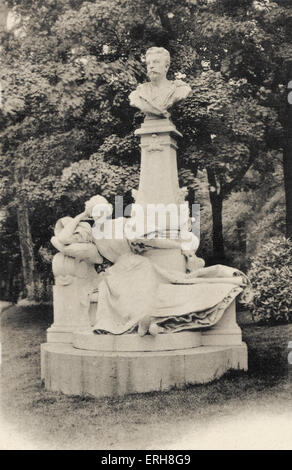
[202,301,243,346]
[41,297,248,398]
[47,282,92,343]
[47,253,98,343]
[41,341,248,398]
[132,118,187,273]
[73,330,203,352]
[134,119,182,206]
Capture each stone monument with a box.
[41,47,248,398]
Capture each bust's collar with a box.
[139,80,176,89]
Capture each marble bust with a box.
[129,47,191,119]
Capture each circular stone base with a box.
[41,342,248,398]
[73,330,202,352]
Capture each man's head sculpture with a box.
[145,47,170,82]
[129,47,191,119]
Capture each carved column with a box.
[132,118,187,273]
[134,118,182,205]
[47,253,99,343]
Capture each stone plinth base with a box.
[73,330,202,352]
[46,325,76,344]
[41,341,248,398]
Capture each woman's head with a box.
[85,195,113,222]
[54,217,92,243]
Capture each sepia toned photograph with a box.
[0,0,291,452]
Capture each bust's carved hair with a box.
[146,47,170,68]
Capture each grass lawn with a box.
[0,304,292,450]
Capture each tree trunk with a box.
[284,59,292,239]
[4,260,13,301]
[209,191,225,263]
[207,169,225,263]
[16,203,37,300]
[236,220,246,255]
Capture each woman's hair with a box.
[54,216,73,236]
[54,217,92,243]
[74,222,93,243]
[86,195,113,218]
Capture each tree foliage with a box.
[247,236,292,324]
[0,0,291,296]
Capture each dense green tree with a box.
[0,0,290,297]
[49,0,283,262]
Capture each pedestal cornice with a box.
[134,118,183,138]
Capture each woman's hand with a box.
[76,210,90,221]
[84,200,95,218]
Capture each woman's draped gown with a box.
[91,218,247,335]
